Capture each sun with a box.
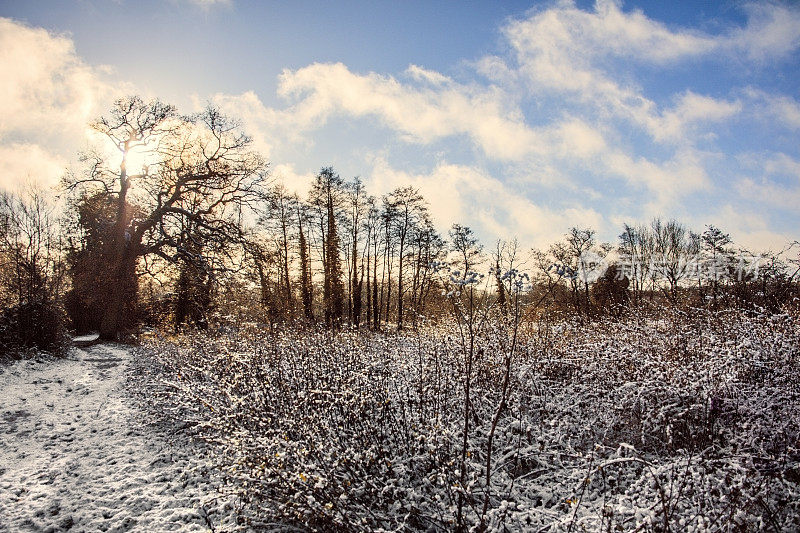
[122,142,159,177]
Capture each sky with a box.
[1,0,799,252]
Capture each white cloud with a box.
[405,64,450,86]
[762,152,800,178]
[503,1,800,74]
[602,147,710,208]
[653,92,741,143]
[505,0,716,67]
[271,163,316,197]
[274,62,540,161]
[203,2,799,221]
[214,64,550,167]
[547,118,607,158]
[726,2,800,61]
[213,63,718,211]
[0,143,67,191]
[702,204,794,252]
[744,88,800,130]
[735,152,800,211]
[737,178,800,212]
[494,1,795,142]
[497,0,707,136]
[181,0,232,9]
[0,18,127,190]
[1,3,796,253]
[367,158,602,250]
[206,90,282,157]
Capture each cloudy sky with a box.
[1,0,799,251]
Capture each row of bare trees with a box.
[248,169,448,330]
[530,219,799,319]
[1,95,798,353]
[0,189,68,354]
[44,96,472,337]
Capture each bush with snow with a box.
[137,307,800,531]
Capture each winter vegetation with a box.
[2,97,800,531]
[137,309,800,531]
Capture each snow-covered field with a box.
[2,308,798,532]
[0,343,234,532]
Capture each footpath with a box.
[0,343,234,532]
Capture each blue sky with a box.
[1,0,799,251]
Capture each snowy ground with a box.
[0,343,235,532]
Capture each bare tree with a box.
[0,188,67,352]
[493,241,508,314]
[259,184,297,320]
[380,196,399,328]
[387,186,428,330]
[566,227,599,314]
[619,223,653,304]
[344,178,369,327]
[296,199,314,321]
[441,224,489,530]
[365,198,383,329]
[651,218,699,303]
[409,216,445,325]
[64,96,268,339]
[308,167,346,328]
[449,223,483,278]
[0,188,65,308]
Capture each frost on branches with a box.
[136,307,800,531]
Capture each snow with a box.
[72,333,100,346]
[4,307,796,531]
[0,344,235,532]
[134,310,800,531]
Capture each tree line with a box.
[1,96,798,355]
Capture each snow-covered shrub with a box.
[138,328,468,530]
[137,307,800,531]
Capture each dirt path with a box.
[0,344,234,532]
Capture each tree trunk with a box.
[281,215,293,318]
[397,245,404,330]
[99,240,137,340]
[365,246,371,328]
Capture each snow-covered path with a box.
[0,344,232,532]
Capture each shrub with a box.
[136,308,800,531]
[0,299,68,360]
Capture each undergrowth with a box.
[136,308,800,531]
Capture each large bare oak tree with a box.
[65,96,268,339]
